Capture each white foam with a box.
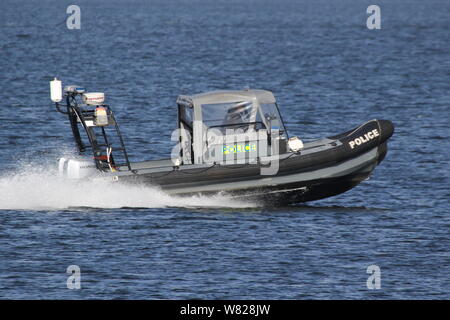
[0,164,256,210]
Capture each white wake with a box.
[0,164,256,210]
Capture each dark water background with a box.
[0,0,449,299]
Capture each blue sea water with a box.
[0,0,449,299]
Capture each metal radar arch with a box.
[50,78,132,172]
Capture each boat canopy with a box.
[177,89,276,108]
[176,89,287,165]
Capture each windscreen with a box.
[260,103,287,137]
[201,101,262,133]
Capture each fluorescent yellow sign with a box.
[223,144,257,155]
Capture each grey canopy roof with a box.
[175,89,282,165]
[177,89,276,107]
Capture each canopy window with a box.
[260,103,287,138]
[179,104,193,129]
[201,101,264,134]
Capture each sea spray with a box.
[0,163,256,210]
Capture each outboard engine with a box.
[58,157,97,179]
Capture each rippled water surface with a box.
[0,0,449,299]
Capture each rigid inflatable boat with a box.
[50,79,394,205]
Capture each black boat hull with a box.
[229,147,384,205]
[114,119,394,205]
